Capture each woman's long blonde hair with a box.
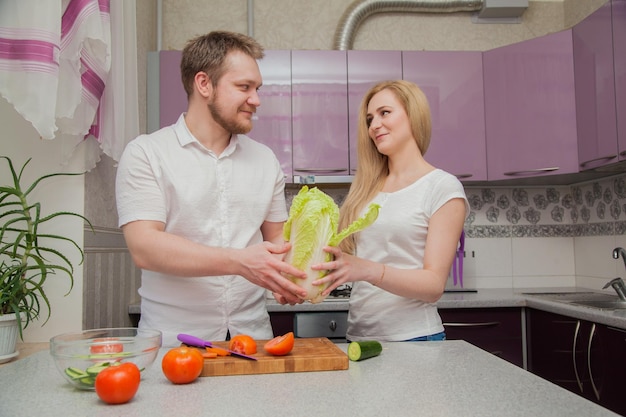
[338,80,432,254]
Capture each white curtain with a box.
[0,0,139,172]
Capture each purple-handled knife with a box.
[177,333,258,361]
[458,230,465,288]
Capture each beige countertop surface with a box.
[0,340,619,417]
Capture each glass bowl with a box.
[50,327,162,390]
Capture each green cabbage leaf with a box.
[282,186,380,303]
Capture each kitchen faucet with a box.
[613,247,626,270]
[607,247,626,300]
[603,278,626,301]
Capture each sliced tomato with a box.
[228,334,257,355]
[264,332,295,356]
[205,346,230,356]
[90,338,124,354]
[201,351,218,359]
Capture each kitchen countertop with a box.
[0,339,618,417]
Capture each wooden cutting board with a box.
[195,337,348,377]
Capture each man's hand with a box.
[236,241,307,304]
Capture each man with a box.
[116,31,306,347]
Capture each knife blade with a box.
[177,333,258,361]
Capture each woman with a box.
[312,80,469,342]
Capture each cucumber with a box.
[348,340,382,361]
[86,362,111,376]
[79,376,96,386]
[65,367,89,380]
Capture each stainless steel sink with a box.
[524,292,626,310]
[569,299,626,310]
[523,292,618,302]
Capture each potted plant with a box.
[0,156,92,358]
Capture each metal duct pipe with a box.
[333,0,484,50]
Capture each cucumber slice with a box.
[79,376,96,386]
[348,340,382,361]
[86,362,111,376]
[65,367,89,380]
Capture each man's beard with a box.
[208,95,254,135]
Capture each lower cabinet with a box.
[526,308,626,416]
[269,312,295,336]
[439,307,524,368]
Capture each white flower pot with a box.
[0,312,24,363]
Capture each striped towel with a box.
[0,0,110,141]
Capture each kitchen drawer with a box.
[294,312,348,339]
[439,307,523,339]
[439,307,524,367]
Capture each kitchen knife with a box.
[177,333,258,361]
[458,230,465,288]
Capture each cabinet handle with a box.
[587,324,600,401]
[572,320,583,393]
[294,168,347,174]
[443,321,500,328]
[455,174,474,179]
[329,320,337,331]
[620,150,626,157]
[579,154,618,168]
[503,167,559,176]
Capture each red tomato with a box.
[264,332,295,356]
[229,334,257,355]
[90,338,124,355]
[94,362,141,405]
[161,346,204,384]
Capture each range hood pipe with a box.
[333,0,484,50]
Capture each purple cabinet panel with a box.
[347,50,403,174]
[483,30,579,181]
[403,51,487,181]
[250,50,293,179]
[574,1,618,170]
[614,0,626,159]
[159,50,186,128]
[291,50,349,176]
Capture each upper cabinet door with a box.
[291,50,349,176]
[159,50,186,128]
[250,50,293,180]
[347,50,402,175]
[483,30,579,181]
[403,51,487,181]
[574,1,618,170]
[614,0,626,160]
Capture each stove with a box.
[265,284,351,303]
[325,284,351,301]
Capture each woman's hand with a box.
[310,246,356,296]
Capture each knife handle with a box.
[177,333,212,347]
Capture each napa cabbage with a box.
[282,186,380,303]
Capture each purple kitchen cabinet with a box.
[159,50,186,128]
[347,50,402,174]
[250,50,293,179]
[483,30,579,181]
[614,0,626,160]
[291,50,349,176]
[574,0,618,170]
[403,51,487,181]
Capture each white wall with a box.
[1,97,85,342]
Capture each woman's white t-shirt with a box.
[346,169,469,342]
